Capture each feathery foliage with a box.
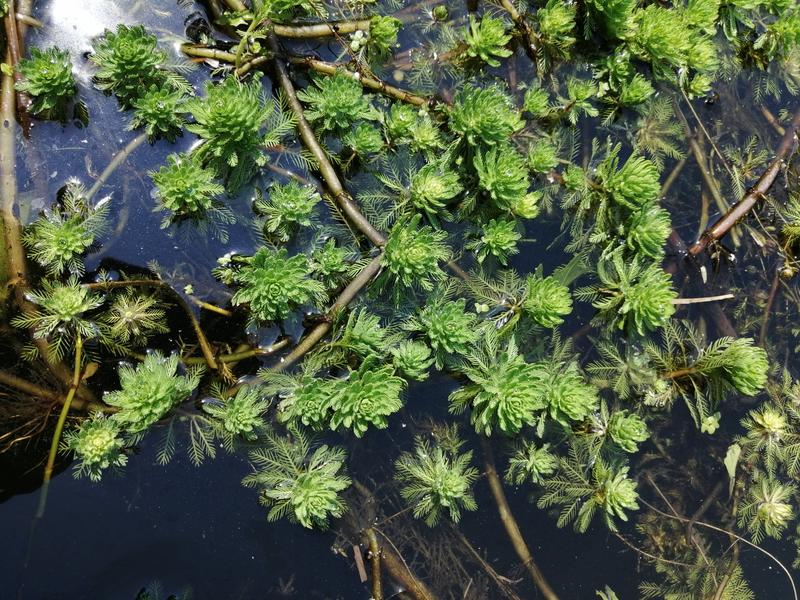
[395,437,478,526]
[23,183,108,276]
[62,413,128,481]
[228,247,327,324]
[243,425,350,529]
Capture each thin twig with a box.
[689,106,800,256]
[759,269,781,347]
[270,253,383,372]
[182,44,238,63]
[481,437,560,600]
[496,0,539,65]
[363,528,384,600]
[371,527,438,600]
[288,56,429,106]
[86,132,148,201]
[671,293,734,305]
[181,338,289,365]
[268,34,386,247]
[640,497,798,600]
[15,12,42,28]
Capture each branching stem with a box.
[267,33,386,247]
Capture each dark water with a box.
[2,1,799,599]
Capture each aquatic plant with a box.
[105,353,201,433]
[738,478,796,543]
[90,25,180,105]
[297,70,378,132]
[243,425,350,529]
[8,0,800,594]
[463,15,512,67]
[129,85,187,142]
[11,277,104,362]
[522,270,573,328]
[539,449,639,532]
[327,357,405,437]
[99,291,169,351]
[228,247,327,324]
[15,46,76,118]
[395,437,478,526]
[255,180,319,241]
[473,144,537,217]
[505,441,558,485]
[466,217,521,265]
[449,85,524,146]
[391,340,434,381]
[379,214,451,295]
[406,296,479,369]
[202,386,269,443]
[580,253,677,335]
[366,15,402,56]
[62,413,128,482]
[450,336,547,436]
[608,409,649,453]
[186,77,292,191]
[151,153,224,222]
[23,183,108,276]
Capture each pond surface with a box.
[2,0,800,599]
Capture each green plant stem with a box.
[497,0,540,65]
[182,44,237,62]
[181,338,290,365]
[363,528,383,600]
[481,438,560,600]
[689,105,800,256]
[267,32,386,247]
[37,333,83,518]
[287,56,429,107]
[222,0,246,11]
[86,132,148,201]
[274,19,371,37]
[271,253,383,372]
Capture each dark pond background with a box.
[0,0,796,598]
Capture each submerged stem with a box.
[86,132,148,202]
[481,438,560,600]
[37,333,83,518]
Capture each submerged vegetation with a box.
[2,0,800,597]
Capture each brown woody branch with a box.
[688,106,800,256]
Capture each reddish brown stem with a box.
[688,107,800,256]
